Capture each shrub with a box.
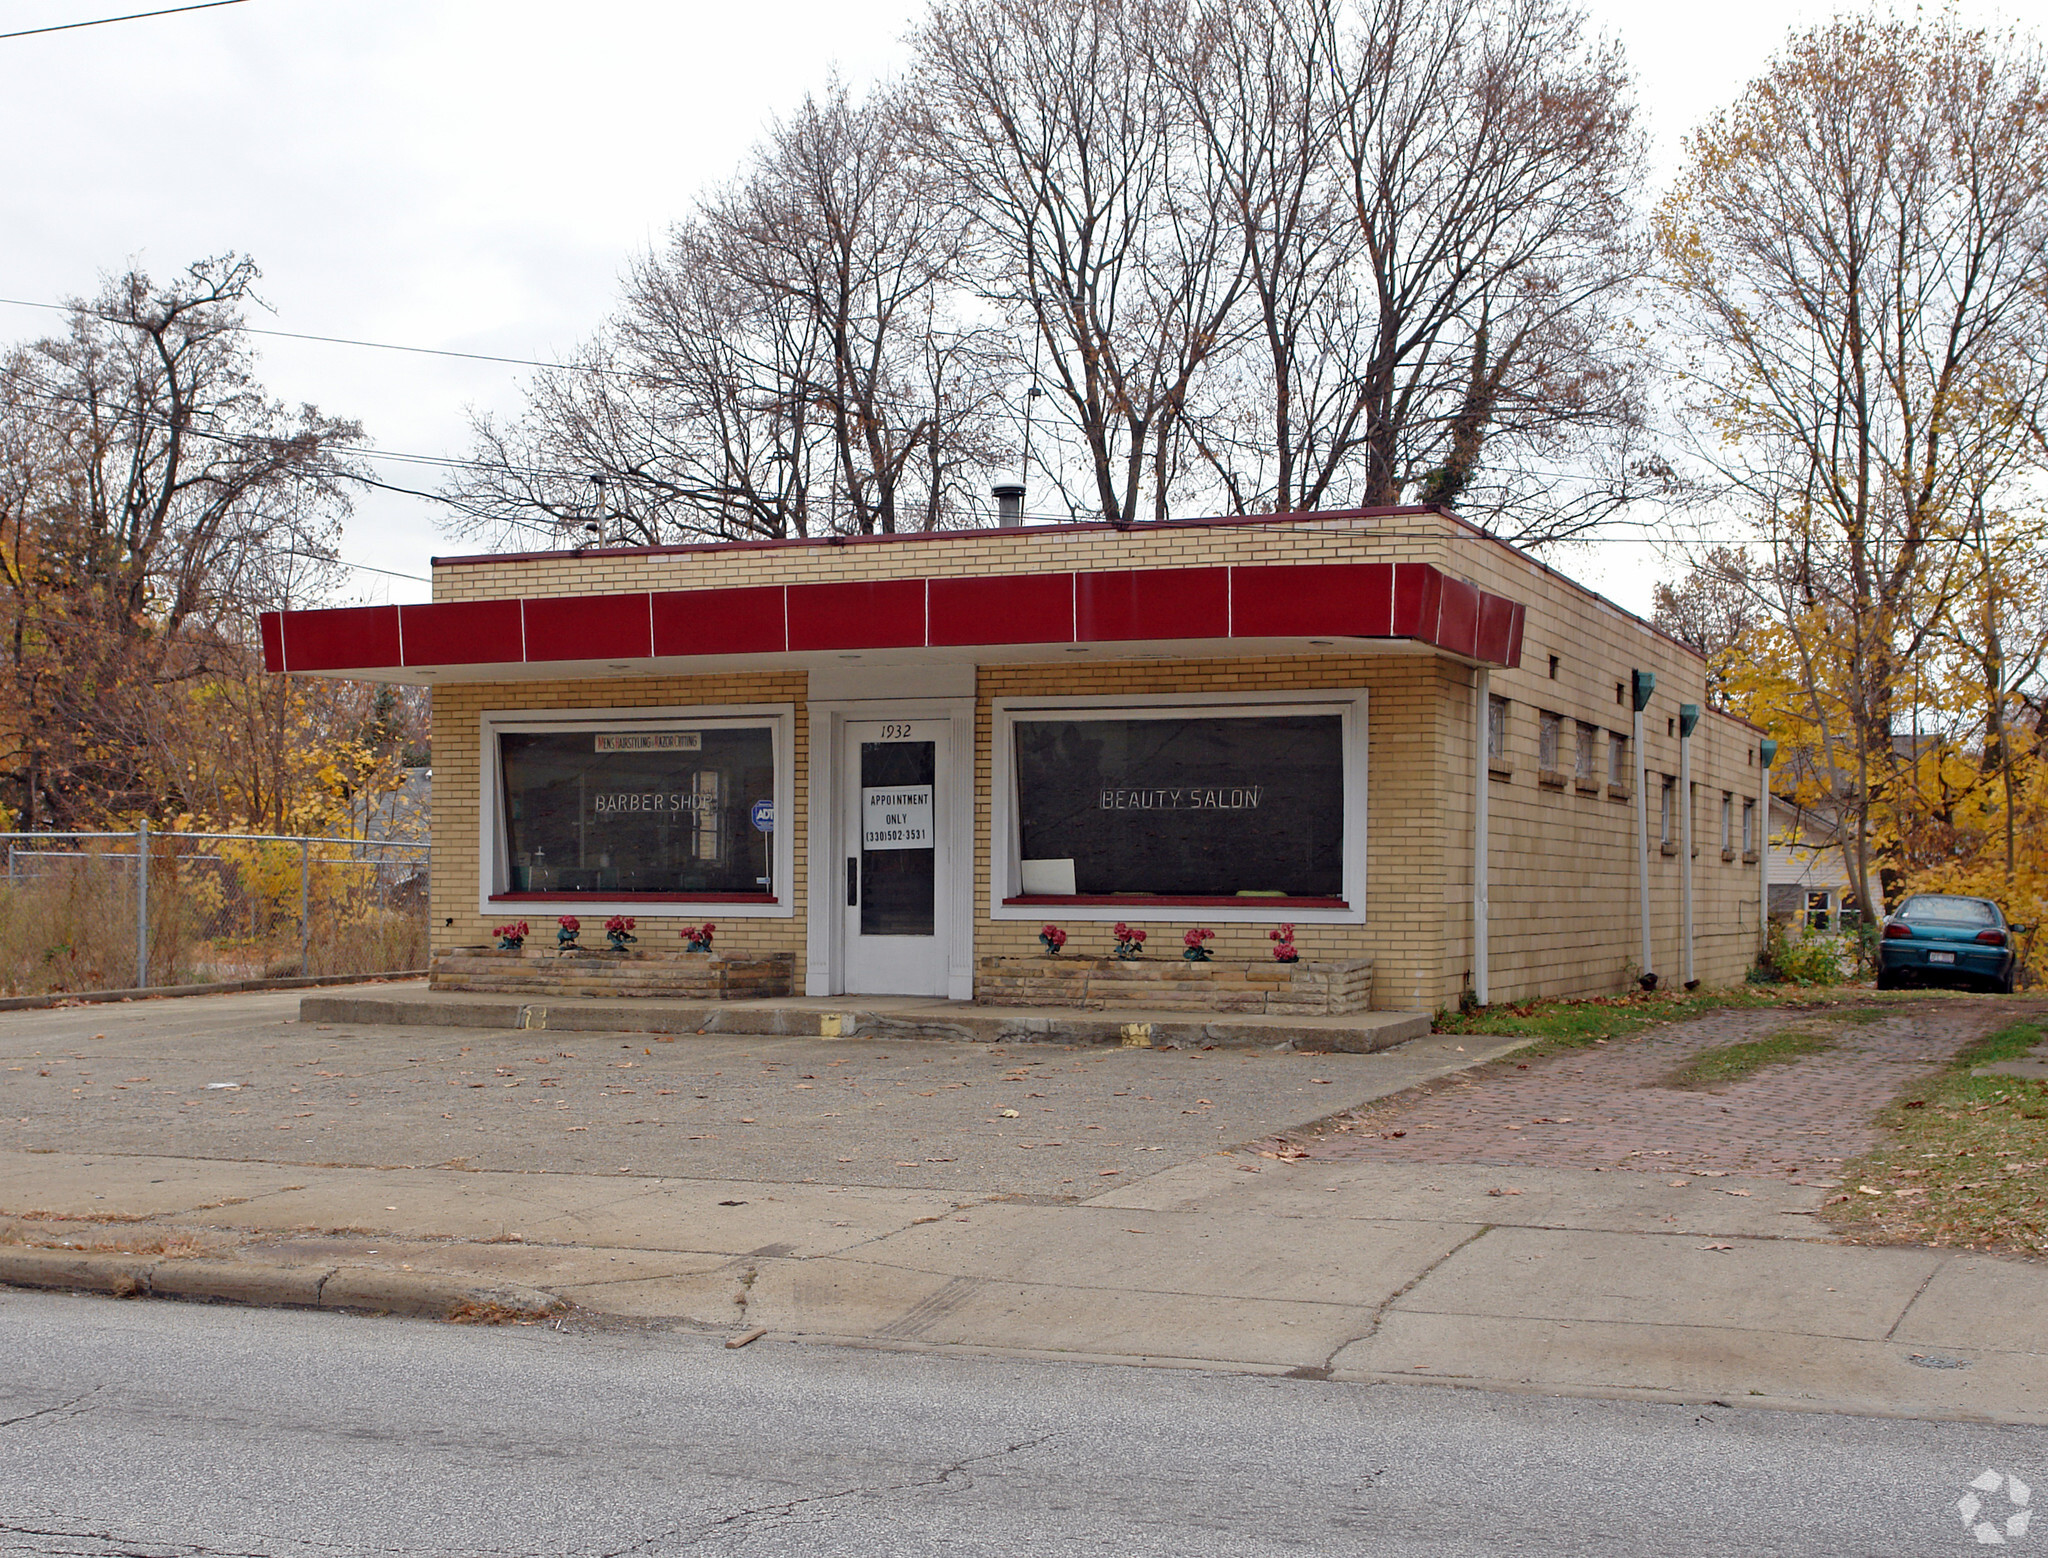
[1764,922,1856,985]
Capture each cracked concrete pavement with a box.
[4,986,2048,1423]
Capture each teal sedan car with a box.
[1876,894,2025,993]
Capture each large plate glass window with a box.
[499,726,774,897]
[1012,713,1343,899]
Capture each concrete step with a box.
[298,990,1431,1053]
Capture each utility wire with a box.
[0,0,247,41]
[0,295,621,378]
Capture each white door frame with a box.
[806,695,976,999]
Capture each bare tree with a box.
[1650,545,1758,702]
[1334,0,1653,541]
[910,0,1249,525]
[449,86,1008,546]
[1162,0,1361,513]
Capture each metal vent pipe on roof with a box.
[992,479,1025,528]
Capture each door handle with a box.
[846,856,859,907]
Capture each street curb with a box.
[0,972,428,1014]
[0,1247,564,1321]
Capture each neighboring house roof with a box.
[1768,792,1877,905]
[362,767,430,844]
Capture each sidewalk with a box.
[3,987,2045,1424]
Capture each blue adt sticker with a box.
[750,799,775,833]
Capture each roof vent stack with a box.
[992,478,1025,528]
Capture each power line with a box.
[294,554,431,584]
[0,295,619,378]
[0,0,248,42]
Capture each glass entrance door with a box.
[841,719,949,995]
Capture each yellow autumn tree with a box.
[1655,13,2048,926]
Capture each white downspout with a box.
[1474,667,1490,1007]
[1632,671,1654,987]
[1759,738,1778,957]
[1680,704,1698,989]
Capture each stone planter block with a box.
[974,955,1374,1015]
[431,947,794,1000]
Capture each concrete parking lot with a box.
[0,985,1495,1196]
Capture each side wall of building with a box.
[1454,540,1763,998]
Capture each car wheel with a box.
[1999,973,2016,995]
[1876,967,1899,991]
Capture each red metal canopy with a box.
[261,560,1525,679]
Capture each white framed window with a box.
[989,689,1368,924]
[476,702,796,918]
[1742,796,1756,854]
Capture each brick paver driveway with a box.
[1286,996,2044,1184]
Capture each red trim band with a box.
[1003,895,1348,910]
[268,558,1525,675]
[488,892,778,905]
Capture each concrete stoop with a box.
[296,989,1431,1051]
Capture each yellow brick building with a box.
[263,505,1770,1011]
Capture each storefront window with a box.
[498,726,774,897]
[1012,713,1344,899]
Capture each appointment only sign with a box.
[862,786,934,850]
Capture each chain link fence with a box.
[0,828,429,997]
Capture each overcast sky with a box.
[2,0,2040,612]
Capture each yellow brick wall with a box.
[429,671,808,960]
[429,512,1450,601]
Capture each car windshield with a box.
[1897,895,1999,924]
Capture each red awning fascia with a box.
[262,561,1525,676]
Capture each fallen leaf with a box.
[1487,1186,1523,1196]
[1700,1243,1734,1251]
[1720,1189,1753,1197]
[1668,1180,1691,1188]
[1857,1185,1883,1196]
[1098,1169,1120,1176]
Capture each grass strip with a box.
[1827,1021,2048,1257]
[1666,1030,1839,1089]
[1432,985,1847,1059]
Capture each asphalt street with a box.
[2,1288,2043,1557]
